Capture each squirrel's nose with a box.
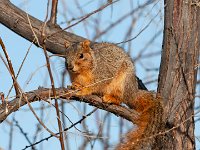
[67,64,74,71]
[66,63,74,71]
[68,66,74,71]
[65,62,73,70]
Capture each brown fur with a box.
[65,40,138,105]
[117,91,164,150]
[65,40,164,150]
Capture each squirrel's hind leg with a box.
[103,93,121,105]
[102,62,129,105]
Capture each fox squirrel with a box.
[65,40,164,150]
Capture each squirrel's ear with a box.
[65,41,72,49]
[81,40,91,52]
[64,41,72,57]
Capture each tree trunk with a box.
[158,0,199,149]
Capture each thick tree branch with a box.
[0,87,139,123]
[0,0,85,55]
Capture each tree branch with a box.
[49,0,59,25]
[0,0,85,55]
[0,87,139,124]
[0,37,20,96]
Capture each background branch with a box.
[49,0,59,25]
[41,42,65,149]
[0,37,20,96]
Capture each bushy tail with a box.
[116,91,164,150]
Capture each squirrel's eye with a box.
[79,53,84,59]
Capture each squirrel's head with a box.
[65,40,94,74]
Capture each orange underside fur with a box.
[103,94,121,105]
[71,70,94,96]
[102,61,128,105]
[72,62,127,105]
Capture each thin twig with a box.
[47,0,119,38]
[42,42,65,149]
[13,118,35,150]
[116,8,161,45]
[0,53,59,138]
[93,0,156,40]
[8,116,14,150]
[0,37,20,96]
[6,39,33,98]
[23,108,97,150]
[49,0,58,24]
[22,93,60,138]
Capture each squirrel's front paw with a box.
[67,82,92,96]
[67,82,83,97]
[102,95,121,105]
[68,82,82,90]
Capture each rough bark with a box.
[0,88,139,123]
[157,0,200,149]
[0,0,85,55]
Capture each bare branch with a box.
[13,118,35,149]
[0,88,139,124]
[0,1,117,56]
[49,0,59,24]
[93,0,156,40]
[23,108,97,150]
[42,41,65,149]
[0,37,20,95]
[0,0,85,55]
[49,0,119,38]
